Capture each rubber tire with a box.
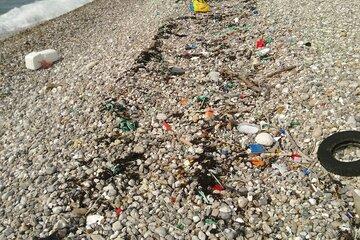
[317,131,360,177]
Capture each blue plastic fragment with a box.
[302,168,311,176]
[249,144,266,154]
[279,128,286,136]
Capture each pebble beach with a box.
[0,0,359,239]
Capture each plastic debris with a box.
[162,121,172,131]
[289,120,301,128]
[86,214,104,228]
[204,108,215,119]
[248,144,266,154]
[25,49,60,70]
[272,163,287,175]
[115,207,123,216]
[211,184,224,191]
[185,43,197,50]
[118,118,137,132]
[190,0,211,13]
[197,95,209,103]
[255,132,274,146]
[302,168,311,176]
[204,218,217,225]
[256,48,270,57]
[223,81,235,91]
[250,156,265,167]
[291,152,302,162]
[265,37,273,44]
[237,123,260,134]
[176,223,185,230]
[256,38,266,48]
[104,99,125,113]
[198,190,210,204]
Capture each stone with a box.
[255,132,274,146]
[347,116,357,128]
[237,123,260,135]
[156,113,167,121]
[237,197,248,208]
[53,219,67,229]
[112,221,122,231]
[308,198,316,205]
[46,166,57,175]
[52,206,63,214]
[353,189,360,216]
[198,231,206,240]
[169,67,185,76]
[90,235,105,240]
[154,226,167,237]
[208,71,221,82]
[193,215,201,223]
[133,144,145,154]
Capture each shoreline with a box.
[0,0,96,42]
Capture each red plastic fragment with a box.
[115,207,123,216]
[256,39,266,49]
[211,184,224,191]
[291,152,302,162]
[162,121,172,131]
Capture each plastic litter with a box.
[204,108,215,119]
[190,0,211,13]
[162,121,172,131]
[115,207,123,216]
[211,184,224,191]
[204,218,217,225]
[237,123,260,134]
[248,144,266,154]
[272,163,287,175]
[265,37,273,44]
[86,214,104,228]
[118,118,137,132]
[25,49,60,70]
[256,39,266,48]
[302,168,311,176]
[256,48,270,57]
[251,156,265,167]
[185,43,197,50]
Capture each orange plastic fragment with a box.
[250,156,265,167]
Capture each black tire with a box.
[317,131,360,177]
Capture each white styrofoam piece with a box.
[25,49,60,70]
[40,49,60,63]
[25,51,43,70]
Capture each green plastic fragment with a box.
[205,218,217,225]
[265,37,273,44]
[289,120,301,128]
[118,118,137,132]
[197,95,209,103]
[176,223,185,230]
[224,81,236,89]
[105,100,126,113]
[198,190,209,204]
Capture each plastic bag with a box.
[190,0,210,13]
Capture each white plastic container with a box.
[25,52,43,70]
[25,49,60,70]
